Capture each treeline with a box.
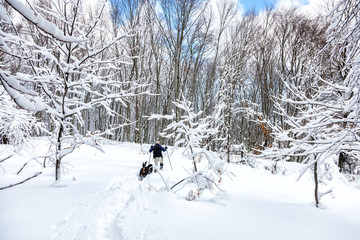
[104,0,331,151]
[0,0,347,151]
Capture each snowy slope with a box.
[0,138,360,240]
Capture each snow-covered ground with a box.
[1,138,360,240]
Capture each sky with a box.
[239,0,275,13]
[239,0,311,14]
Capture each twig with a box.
[172,178,192,193]
[202,175,228,195]
[0,155,13,163]
[17,162,28,175]
[43,144,53,167]
[224,170,235,181]
[138,143,148,155]
[0,172,42,190]
[0,165,6,174]
[166,151,173,170]
[183,167,192,175]
[319,188,334,199]
[171,177,189,190]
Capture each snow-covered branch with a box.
[4,0,82,43]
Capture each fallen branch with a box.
[17,162,28,175]
[0,155,13,163]
[0,172,42,190]
[171,177,188,190]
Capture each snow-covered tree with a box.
[151,97,227,200]
[209,14,256,161]
[161,97,218,169]
[1,0,145,181]
[262,0,360,207]
[211,65,236,163]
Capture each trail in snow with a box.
[49,177,136,240]
[50,161,360,240]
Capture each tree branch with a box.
[5,0,81,43]
[0,155,13,164]
[0,172,42,190]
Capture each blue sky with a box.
[239,0,311,13]
[239,0,276,13]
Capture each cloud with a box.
[276,0,309,8]
[276,0,331,17]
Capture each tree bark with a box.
[314,160,319,207]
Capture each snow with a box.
[0,70,47,111]
[1,138,360,240]
[0,3,11,23]
[5,0,82,43]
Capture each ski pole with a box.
[157,170,170,191]
[167,150,173,170]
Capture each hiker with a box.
[149,141,167,171]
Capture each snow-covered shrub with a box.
[151,97,229,200]
[0,93,43,147]
[185,171,214,201]
[264,160,286,175]
[317,156,344,184]
[171,150,227,201]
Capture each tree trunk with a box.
[189,145,197,172]
[314,160,319,207]
[55,123,64,181]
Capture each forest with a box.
[1,0,360,193]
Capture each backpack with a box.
[153,145,162,157]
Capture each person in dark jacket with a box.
[149,140,167,171]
